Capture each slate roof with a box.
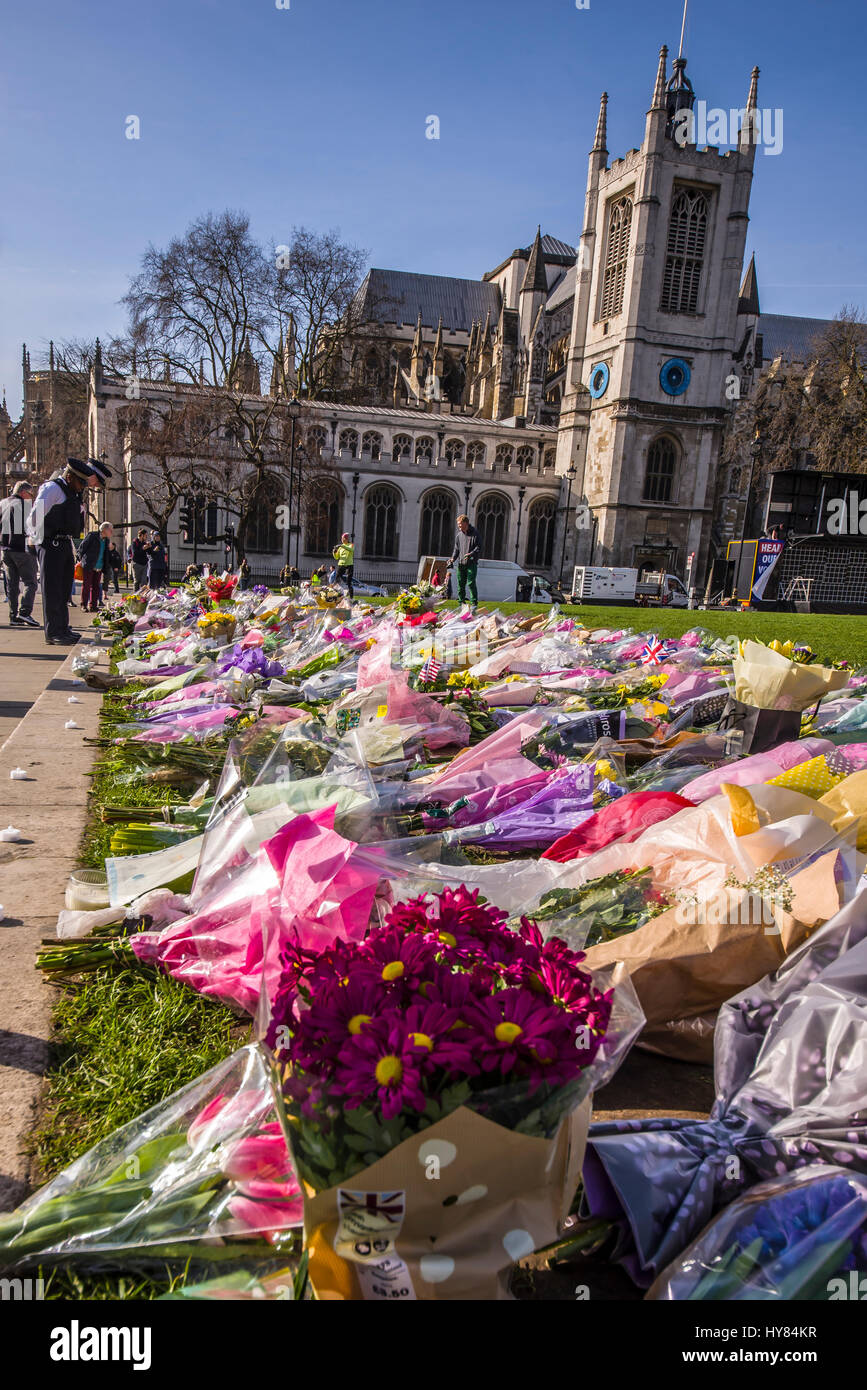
[354,269,501,333]
[759,313,833,363]
[546,264,576,313]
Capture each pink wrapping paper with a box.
[680,738,834,803]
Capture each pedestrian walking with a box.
[27,457,96,644]
[78,521,113,611]
[447,513,480,610]
[146,532,168,588]
[131,530,149,589]
[332,533,354,599]
[107,540,122,593]
[238,558,252,590]
[0,480,40,627]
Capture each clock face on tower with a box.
[660,358,691,396]
[588,362,610,398]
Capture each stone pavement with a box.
[0,594,110,1209]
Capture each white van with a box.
[417,556,554,604]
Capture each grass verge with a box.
[364,597,867,665]
[26,672,243,1298]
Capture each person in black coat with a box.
[146,533,168,588]
[107,540,123,593]
[28,458,96,643]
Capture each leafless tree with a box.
[274,226,370,400]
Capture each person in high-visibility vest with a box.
[332,532,354,599]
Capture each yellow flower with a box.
[595,759,616,781]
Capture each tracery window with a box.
[660,189,709,315]
[475,493,510,560]
[362,431,382,460]
[415,436,434,464]
[363,484,400,558]
[419,489,456,556]
[392,433,411,463]
[339,428,359,458]
[643,436,677,503]
[525,498,557,568]
[599,195,633,319]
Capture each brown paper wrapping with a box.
[303,1098,590,1300]
[582,850,842,1050]
[733,641,847,711]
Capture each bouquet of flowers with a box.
[206,573,239,605]
[266,885,638,1299]
[197,611,237,641]
[649,1165,867,1301]
[0,1047,303,1276]
[395,583,436,617]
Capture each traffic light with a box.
[178,501,192,541]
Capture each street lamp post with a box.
[514,486,526,563]
[351,470,360,540]
[558,462,577,586]
[733,432,763,599]
[287,398,300,569]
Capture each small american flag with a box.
[641,635,670,665]
[419,655,442,684]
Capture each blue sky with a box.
[2,0,866,415]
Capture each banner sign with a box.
[751,540,784,601]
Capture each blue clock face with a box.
[660,358,691,396]
[588,362,610,398]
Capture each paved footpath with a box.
[0,594,110,1209]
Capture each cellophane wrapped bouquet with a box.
[266,885,641,1300]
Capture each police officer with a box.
[28,457,97,644]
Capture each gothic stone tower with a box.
[556,47,759,581]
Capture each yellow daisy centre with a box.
[409,1032,434,1051]
[347,1014,371,1035]
[381,960,405,982]
[438,931,457,948]
[494,1021,523,1045]
[375,1054,403,1087]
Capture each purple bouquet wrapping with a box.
[582,888,867,1285]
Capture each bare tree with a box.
[724,307,867,521]
[275,226,370,400]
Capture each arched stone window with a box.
[444,438,465,466]
[643,436,677,503]
[525,498,557,568]
[392,433,411,463]
[363,349,380,387]
[475,492,511,560]
[516,445,534,474]
[364,484,400,559]
[362,431,382,461]
[306,478,344,556]
[495,444,514,472]
[415,436,433,464]
[466,441,485,469]
[660,189,709,315]
[306,425,328,456]
[419,489,456,557]
[339,428,359,458]
[543,449,556,471]
[242,473,283,554]
[599,195,633,319]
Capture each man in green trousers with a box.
[448,514,480,611]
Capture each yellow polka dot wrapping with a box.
[767,755,846,799]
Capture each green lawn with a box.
[365,597,867,667]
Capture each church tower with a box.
[556,46,759,582]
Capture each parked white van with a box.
[417,556,554,604]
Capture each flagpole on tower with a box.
[678,0,688,59]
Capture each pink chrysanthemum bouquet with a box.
[266,886,632,1300]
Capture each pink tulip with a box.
[222,1130,291,1182]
